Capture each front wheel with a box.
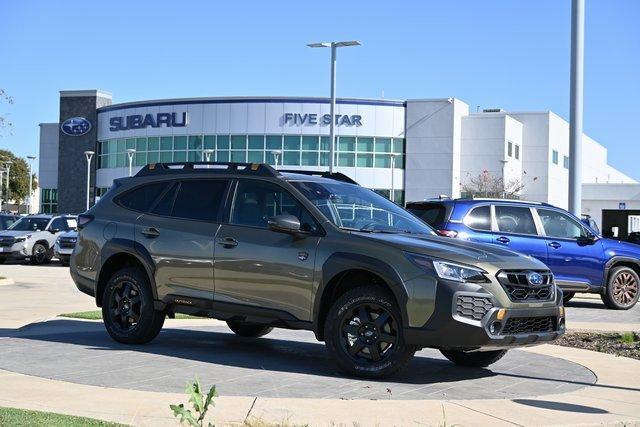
[30,243,50,265]
[601,266,639,310]
[324,285,416,379]
[102,267,165,344]
[226,320,273,337]
[440,349,507,367]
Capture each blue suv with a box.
[406,198,640,310]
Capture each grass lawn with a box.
[0,407,127,426]
[59,310,201,320]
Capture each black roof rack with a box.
[135,162,279,178]
[277,170,359,185]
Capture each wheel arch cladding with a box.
[314,252,408,340]
[96,239,157,306]
[605,256,640,284]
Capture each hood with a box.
[353,232,548,271]
[59,230,78,238]
[0,230,37,238]
[600,237,640,255]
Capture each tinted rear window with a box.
[171,180,228,221]
[406,203,448,227]
[463,205,492,231]
[117,182,169,212]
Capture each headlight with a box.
[405,253,489,283]
[15,236,29,243]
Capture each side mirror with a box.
[577,234,596,246]
[49,228,60,234]
[267,214,302,234]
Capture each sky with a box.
[0,0,638,178]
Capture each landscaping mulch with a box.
[553,331,640,360]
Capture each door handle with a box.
[217,237,238,248]
[496,236,510,244]
[548,241,561,249]
[141,227,160,238]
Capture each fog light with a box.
[559,306,565,317]
[490,321,501,334]
[558,318,565,331]
[496,309,506,320]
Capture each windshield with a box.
[8,217,50,232]
[291,181,436,235]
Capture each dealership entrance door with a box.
[601,209,640,239]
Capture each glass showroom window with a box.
[40,188,58,214]
[552,150,559,165]
[96,134,406,171]
[564,155,569,169]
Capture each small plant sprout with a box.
[170,377,218,427]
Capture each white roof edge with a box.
[60,90,112,98]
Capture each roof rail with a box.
[134,162,279,178]
[277,169,359,185]
[456,197,551,205]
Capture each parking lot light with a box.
[84,151,94,211]
[126,149,136,177]
[271,150,282,170]
[27,156,36,214]
[202,149,214,162]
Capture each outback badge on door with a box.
[298,251,309,261]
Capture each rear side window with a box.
[406,203,447,227]
[463,206,491,231]
[171,180,228,221]
[117,182,169,212]
[150,183,178,216]
[495,205,538,235]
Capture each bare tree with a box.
[461,170,527,199]
[0,89,14,133]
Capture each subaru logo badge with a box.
[61,117,92,136]
[527,272,544,286]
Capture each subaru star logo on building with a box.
[60,117,92,136]
[527,272,544,286]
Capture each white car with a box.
[0,214,77,265]
[54,230,78,266]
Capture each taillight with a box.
[77,214,94,229]
[437,229,458,238]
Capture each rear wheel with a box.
[102,267,165,344]
[562,292,575,304]
[226,320,273,337]
[324,286,416,379]
[440,349,507,367]
[602,266,639,310]
[30,243,50,265]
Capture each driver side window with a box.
[537,208,586,239]
[49,217,69,232]
[231,180,320,232]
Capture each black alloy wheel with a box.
[109,280,142,333]
[340,302,399,364]
[30,243,49,265]
[324,286,416,379]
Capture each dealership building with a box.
[38,89,639,236]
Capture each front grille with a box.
[502,316,557,335]
[0,237,15,247]
[58,238,77,249]
[456,295,494,320]
[497,270,554,302]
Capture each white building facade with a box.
[39,90,636,233]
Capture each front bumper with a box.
[54,245,74,258]
[404,278,565,350]
[0,243,28,259]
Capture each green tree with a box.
[0,149,37,204]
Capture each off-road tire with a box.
[226,320,273,337]
[102,267,165,344]
[562,292,575,304]
[324,285,416,379]
[440,349,507,367]
[29,243,50,265]
[601,266,639,310]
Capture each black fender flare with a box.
[312,252,409,335]
[98,238,158,302]
[604,256,640,285]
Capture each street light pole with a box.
[389,153,397,203]
[84,151,94,211]
[499,159,509,199]
[308,40,361,174]
[569,0,585,216]
[271,150,282,170]
[203,149,214,162]
[126,149,136,177]
[0,170,4,212]
[27,156,36,214]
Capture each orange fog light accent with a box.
[496,309,506,320]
